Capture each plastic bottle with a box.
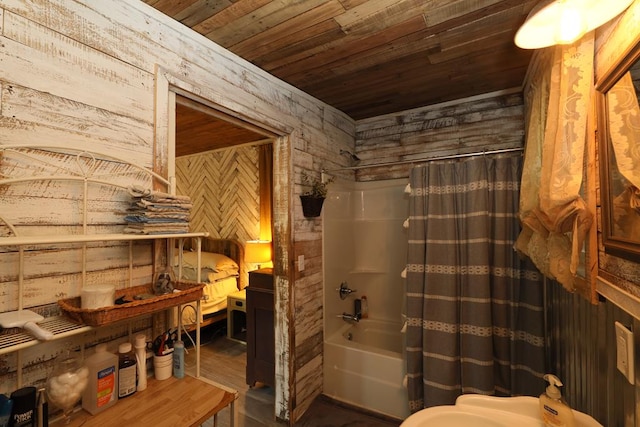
[82,343,118,415]
[539,374,575,427]
[173,341,185,379]
[361,296,369,318]
[134,334,147,391]
[117,343,137,399]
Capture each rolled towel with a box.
[402,375,408,389]
[404,183,412,194]
[400,320,407,333]
[403,218,410,229]
[401,267,407,279]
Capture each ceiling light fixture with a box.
[515,0,633,49]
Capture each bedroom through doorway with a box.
[172,93,276,387]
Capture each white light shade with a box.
[515,0,633,49]
[245,240,271,264]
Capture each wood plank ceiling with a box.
[146,0,538,154]
[175,95,273,156]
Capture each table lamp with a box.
[245,240,271,270]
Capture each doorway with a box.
[154,65,292,420]
[172,92,279,419]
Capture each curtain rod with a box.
[323,147,523,172]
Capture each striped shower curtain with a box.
[405,154,545,411]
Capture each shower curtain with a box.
[405,154,545,411]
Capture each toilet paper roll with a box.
[81,285,116,309]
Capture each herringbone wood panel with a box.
[176,146,260,288]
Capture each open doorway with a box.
[174,94,275,284]
[172,93,278,420]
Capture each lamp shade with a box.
[515,0,633,49]
[245,240,271,264]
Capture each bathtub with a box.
[323,318,410,420]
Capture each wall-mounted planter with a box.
[300,195,325,218]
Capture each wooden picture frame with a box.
[596,41,640,263]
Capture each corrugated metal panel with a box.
[545,279,637,426]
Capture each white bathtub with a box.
[323,318,410,420]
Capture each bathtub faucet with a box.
[338,312,361,323]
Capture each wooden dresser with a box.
[245,268,274,387]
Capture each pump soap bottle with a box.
[539,374,575,427]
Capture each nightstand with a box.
[227,289,246,342]
[246,268,274,387]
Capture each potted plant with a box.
[300,172,333,218]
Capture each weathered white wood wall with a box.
[0,0,356,422]
[354,90,525,182]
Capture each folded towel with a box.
[403,218,409,229]
[128,185,191,202]
[124,224,190,234]
[125,186,192,234]
[134,198,192,209]
[124,217,189,225]
[401,267,407,279]
[404,183,412,194]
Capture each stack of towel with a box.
[124,186,192,234]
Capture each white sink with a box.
[400,395,603,427]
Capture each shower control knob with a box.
[337,282,357,300]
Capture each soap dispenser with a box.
[539,374,575,427]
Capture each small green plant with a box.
[301,171,334,198]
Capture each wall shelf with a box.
[0,231,207,358]
[0,232,208,247]
[0,316,92,356]
[0,146,208,385]
[348,269,387,274]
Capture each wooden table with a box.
[52,375,237,427]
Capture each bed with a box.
[174,238,244,329]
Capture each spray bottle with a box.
[173,341,185,379]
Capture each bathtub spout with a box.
[338,312,361,323]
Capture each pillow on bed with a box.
[178,266,238,283]
[176,251,238,272]
[206,269,239,282]
[174,251,239,282]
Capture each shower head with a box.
[340,149,361,165]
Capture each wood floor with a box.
[184,325,277,426]
[183,323,401,427]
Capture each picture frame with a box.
[596,41,640,263]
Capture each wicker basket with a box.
[58,281,204,326]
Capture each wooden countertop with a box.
[52,375,237,427]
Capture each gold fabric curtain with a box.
[516,35,594,291]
